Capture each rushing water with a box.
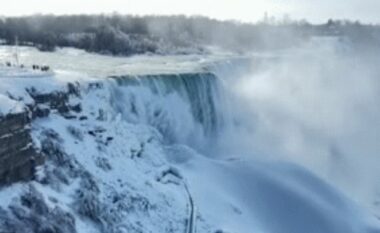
[108,42,380,220]
[109,72,227,150]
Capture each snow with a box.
[0,62,98,115]
[0,45,239,77]
[0,183,24,207]
[0,94,24,115]
[0,42,379,233]
[28,82,192,232]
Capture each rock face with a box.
[28,90,70,117]
[0,112,43,185]
[0,82,81,187]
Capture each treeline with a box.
[0,15,164,54]
[0,15,379,55]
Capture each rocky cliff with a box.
[0,82,81,186]
[0,111,42,185]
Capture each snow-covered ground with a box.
[0,43,379,233]
[30,87,192,233]
[0,46,236,77]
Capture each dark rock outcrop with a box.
[27,82,82,119]
[28,90,71,115]
[0,112,43,186]
[0,83,82,186]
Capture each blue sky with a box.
[0,0,379,23]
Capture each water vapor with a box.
[227,38,380,212]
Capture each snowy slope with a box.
[0,70,199,232]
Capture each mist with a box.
[216,37,380,214]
